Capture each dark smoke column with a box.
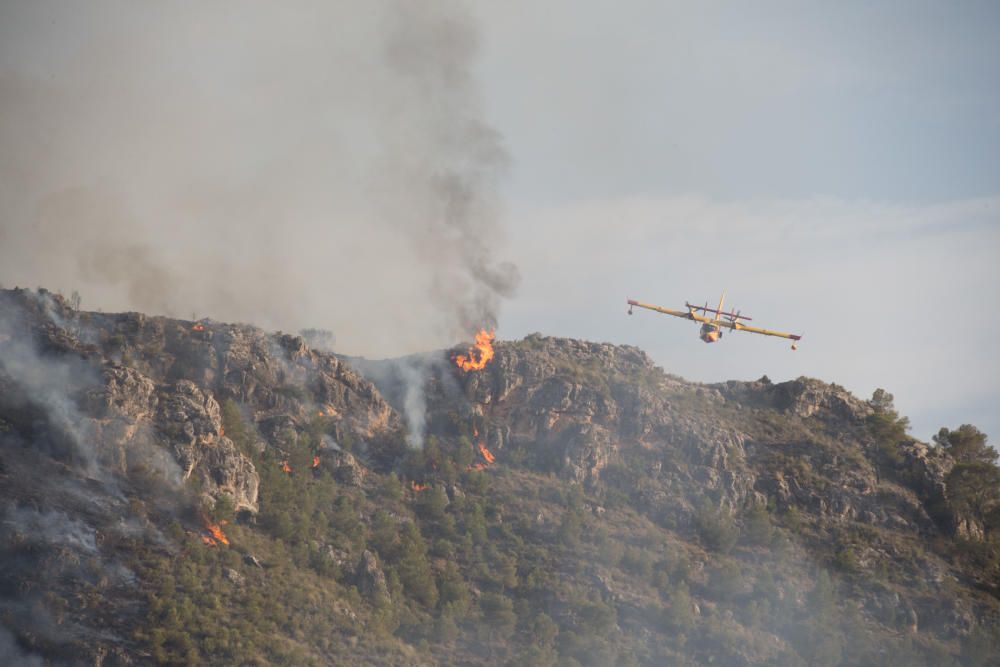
[376,1,520,338]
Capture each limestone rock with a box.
[354,549,389,602]
[156,380,259,512]
[319,447,367,486]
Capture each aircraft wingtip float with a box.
[627,292,802,350]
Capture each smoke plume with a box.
[0,1,517,357]
[0,627,44,667]
[346,351,454,449]
[3,505,98,556]
[0,297,102,473]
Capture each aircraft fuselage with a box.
[699,322,722,343]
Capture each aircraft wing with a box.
[721,320,801,341]
[627,299,711,322]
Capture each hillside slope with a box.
[0,288,997,666]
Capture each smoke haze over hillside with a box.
[0,1,517,356]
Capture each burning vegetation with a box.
[201,517,229,547]
[470,425,496,469]
[477,442,496,464]
[453,329,496,372]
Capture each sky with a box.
[0,1,997,440]
[471,2,1000,440]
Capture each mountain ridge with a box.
[0,287,997,665]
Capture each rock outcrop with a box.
[354,549,389,602]
[0,288,400,514]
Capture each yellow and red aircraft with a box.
[627,293,802,350]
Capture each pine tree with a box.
[934,425,997,464]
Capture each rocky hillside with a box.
[0,288,997,666]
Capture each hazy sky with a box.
[0,1,997,440]
[472,2,1000,440]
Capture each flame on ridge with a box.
[454,330,496,372]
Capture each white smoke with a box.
[0,299,102,474]
[2,505,98,555]
[0,627,45,667]
[399,358,431,449]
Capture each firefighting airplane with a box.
[627,293,802,350]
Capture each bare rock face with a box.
[200,435,260,513]
[898,440,952,499]
[0,292,266,514]
[213,325,287,409]
[257,414,300,449]
[0,289,401,517]
[453,337,674,484]
[665,419,756,514]
[90,365,158,421]
[156,380,223,470]
[773,378,870,422]
[865,586,920,633]
[80,365,160,473]
[919,597,978,638]
[419,335,975,541]
[354,549,389,602]
[209,327,399,448]
[717,376,871,426]
[560,423,616,484]
[318,446,367,486]
[434,336,760,521]
[893,440,989,540]
[156,380,260,512]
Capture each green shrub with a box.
[695,502,739,553]
[741,504,774,546]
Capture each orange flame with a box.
[454,330,496,372]
[202,517,229,546]
[470,463,487,472]
[191,323,205,332]
[478,443,496,464]
[411,481,427,492]
[312,456,320,468]
[281,460,292,474]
